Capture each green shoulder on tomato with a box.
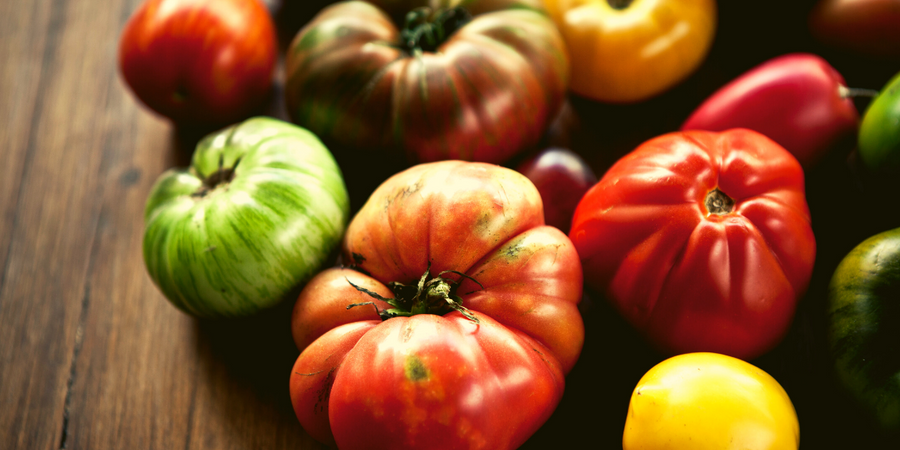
[142,117,350,318]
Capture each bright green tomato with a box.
[859,71,900,174]
[142,117,350,318]
[828,227,900,430]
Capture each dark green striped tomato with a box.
[828,227,900,430]
[284,0,569,164]
[142,117,350,318]
[859,71,900,175]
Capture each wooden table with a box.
[2,0,897,449]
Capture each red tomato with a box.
[569,129,816,360]
[515,147,597,233]
[118,0,277,127]
[284,0,569,164]
[810,0,900,58]
[681,53,859,167]
[290,161,584,449]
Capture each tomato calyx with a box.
[704,188,735,216]
[193,153,241,198]
[399,6,471,55]
[607,0,634,10]
[346,263,482,323]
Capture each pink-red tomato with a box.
[681,53,859,167]
[118,0,277,127]
[290,161,584,449]
[569,129,816,360]
[516,147,597,233]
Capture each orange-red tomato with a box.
[118,0,277,127]
[542,0,717,102]
[289,161,584,449]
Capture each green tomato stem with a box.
[400,6,471,54]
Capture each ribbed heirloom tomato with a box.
[289,161,584,450]
[569,129,816,360]
[284,0,569,164]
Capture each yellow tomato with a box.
[542,0,717,103]
[623,353,799,450]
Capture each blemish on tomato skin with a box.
[404,354,430,382]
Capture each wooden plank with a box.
[0,0,109,447]
[58,0,326,447]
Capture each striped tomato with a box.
[142,117,350,317]
[284,0,569,164]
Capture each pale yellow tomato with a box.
[542,0,717,103]
[623,352,799,450]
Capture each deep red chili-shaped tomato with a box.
[810,0,900,59]
[289,161,584,449]
[681,53,859,167]
[118,0,277,127]
[284,0,569,164]
[569,129,816,360]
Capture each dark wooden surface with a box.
[1,0,898,449]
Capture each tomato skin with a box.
[542,0,717,103]
[623,353,800,450]
[569,129,815,360]
[681,53,859,168]
[828,227,900,431]
[118,0,277,127]
[284,0,569,164]
[329,313,564,450]
[515,147,598,233]
[290,161,584,448]
[858,70,900,174]
[810,0,900,58]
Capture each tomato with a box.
[284,0,569,164]
[515,147,597,233]
[289,161,584,449]
[142,117,349,317]
[569,129,816,360]
[623,352,800,450]
[681,53,859,168]
[858,70,900,174]
[118,0,277,128]
[809,0,900,59]
[541,0,717,103]
[828,227,900,431]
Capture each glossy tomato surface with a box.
[289,161,584,449]
[623,353,800,450]
[515,147,597,233]
[119,0,277,127]
[542,0,716,103]
[569,129,816,360]
[681,53,859,167]
[284,0,569,164]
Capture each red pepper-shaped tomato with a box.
[569,129,816,360]
[681,53,859,167]
[118,0,277,127]
[290,161,584,449]
[284,0,569,164]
